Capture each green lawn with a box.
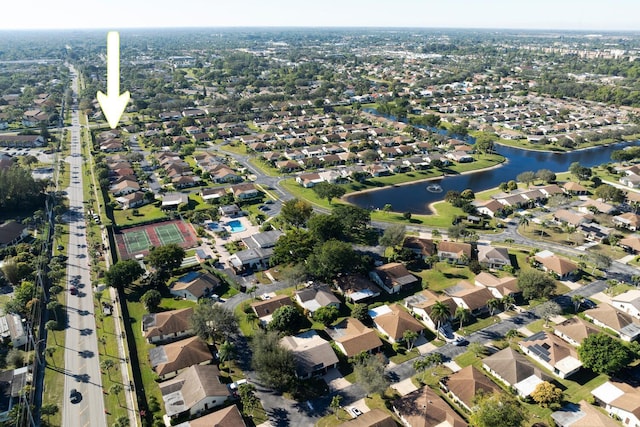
[414,264,474,292]
[112,202,168,227]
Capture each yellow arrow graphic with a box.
[97,31,130,129]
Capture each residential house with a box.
[613,213,640,231]
[0,221,28,248]
[201,187,228,203]
[437,241,472,264]
[579,199,615,215]
[404,290,457,331]
[612,290,640,321]
[333,274,382,303]
[111,179,140,196]
[476,245,511,269]
[327,318,383,359]
[393,386,468,427]
[584,303,640,342]
[142,307,194,344]
[148,336,213,380]
[0,314,27,348]
[280,330,339,379]
[445,281,495,316]
[620,235,640,254]
[173,405,246,427]
[551,400,619,427]
[294,284,340,314]
[402,237,435,260]
[296,172,324,188]
[534,250,579,279]
[369,262,420,294]
[162,192,189,209]
[578,222,612,243]
[553,209,593,227]
[441,365,499,412]
[230,183,260,200]
[116,191,146,210]
[0,367,30,422]
[169,271,221,302]
[474,199,505,218]
[482,347,549,397]
[336,409,396,427]
[372,304,424,343]
[563,182,589,195]
[218,204,240,217]
[250,295,294,326]
[519,331,582,379]
[592,380,640,427]
[160,365,230,418]
[474,272,519,299]
[227,246,276,272]
[553,317,600,347]
[0,134,45,148]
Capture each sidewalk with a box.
[109,287,139,427]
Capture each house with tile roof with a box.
[620,235,640,254]
[280,330,339,379]
[551,400,619,427]
[160,365,230,418]
[441,365,500,412]
[294,284,340,314]
[612,290,640,321]
[148,336,213,380]
[476,245,511,269]
[393,386,468,427]
[250,295,294,326]
[326,318,383,358]
[437,241,472,264]
[369,262,420,294]
[445,281,495,316]
[592,380,640,427]
[553,317,600,347]
[173,405,246,427]
[584,303,640,342]
[373,304,424,343]
[142,307,194,344]
[336,408,396,427]
[402,236,435,260]
[534,250,578,279]
[333,274,382,303]
[482,347,549,397]
[404,290,457,331]
[474,272,519,299]
[519,331,582,379]
[613,212,640,231]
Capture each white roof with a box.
[535,250,555,259]
[613,289,640,303]
[556,356,582,375]
[515,374,544,397]
[592,381,624,404]
[369,305,392,319]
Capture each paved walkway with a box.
[109,287,138,427]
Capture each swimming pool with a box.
[227,220,246,233]
[206,222,222,232]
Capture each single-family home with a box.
[148,336,213,380]
[372,304,424,343]
[280,330,339,379]
[482,347,549,397]
[230,183,260,200]
[474,199,505,218]
[169,271,221,302]
[173,405,246,427]
[476,245,511,269]
[404,290,457,331]
[369,262,420,294]
[441,365,500,412]
[474,272,519,299]
[553,209,592,227]
[142,307,194,344]
[0,367,30,422]
[437,241,472,264]
[326,318,383,359]
[111,179,140,196]
[519,331,582,379]
[201,187,228,203]
[0,221,29,248]
[445,281,495,316]
[0,314,27,348]
[579,199,615,215]
[613,212,640,231]
[612,290,640,321]
[551,400,619,427]
[116,191,146,210]
[393,386,468,427]
[336,409,395,427]
[294,284,340,314]
[402,237,435,260]
[333,274,382,303]
[160,365,230,418]
[592,380,640,427]
[553,317,600,347]
[584,303,640,342]
[250,295,294,326]
[534,250,579,279]
[620,235,640,254]
[563,182,589,195]
[227,247,275,273]
[162,192,189,209]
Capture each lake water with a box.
[345,141,640,214]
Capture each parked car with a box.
[453,337,469,346]
[351,407,363,417]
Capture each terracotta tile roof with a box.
[553,317,600,346]
[185,404,246,427]
[149,336,212,377]
[328,318,383,358]
[393,386,468,427]
[143,307,194,340]
[437,241,472,258]
[445,365,499,410]
[374,304,424,341]
[336,408,395,427]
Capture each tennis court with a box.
[155,223,185,245]
[122,229,151,254]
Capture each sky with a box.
[3,0,640,32]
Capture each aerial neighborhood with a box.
[4,26,640,427]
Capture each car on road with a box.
[350,407,362,417]
[265,199,274,204]
[70,286,78,296]
[581,298,597,309]
[70,388,81,403]
[453,337,469,346]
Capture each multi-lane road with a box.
[60,68,107,427]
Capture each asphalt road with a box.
[60,68,107,427]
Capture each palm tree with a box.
[572,295,583,313]
[501,294,515,312]
[403,330,418,351]
[430,301,451,340]
[487,298,501,316]
[454,306,472,330]
[505,329,520,343]
[101,359,116,380]
[330,395,342,419]
[110,384,123,406]
[47,301,60,322]
[218,340,235,374]
[518,215,530,230]
[45,320,58,345]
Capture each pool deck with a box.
[206,216,261,267]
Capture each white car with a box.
[351,407,362,417]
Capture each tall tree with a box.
[272,229,317,265]
[268,305,303,335]
[280,198,313,228]
[538,301,562,327]
[146,244,185,273]
[140,289,162,312]
[330,395,343,419]
[454,306,472,329]
[379,224,406,249]
[430,301,451,340]
[470,392,526,427]
[531,381,563,407]
[306,239,358,281]
[354,354,390,397]
[403,330,418,351]
[250,329,297,392]
[312,182,346,204]
[190,303,238,344]
[105,260,145,288]
[517,269,556,300]
[578,332,632,374]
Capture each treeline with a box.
[0,166,47,212]
[536,79,640,107]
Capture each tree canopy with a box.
[190,303,238,343]
[354,354,390,396]
[578,332,632,374]
[250,329,297,392]
[268,305,303,335]
[312,182,346,204]
[0,165,47,212]
[280,198,313,228]
[517,268,556,300]
[105,260,145,288]
[146,244,186,272]
[469,392,526,427]
[306,239,359,280]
